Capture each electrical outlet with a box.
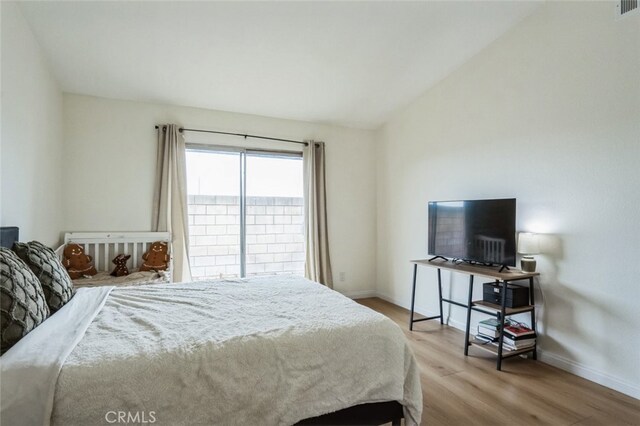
[339,272,346,282]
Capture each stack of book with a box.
[502,324,536,351]
[475,318,501,343]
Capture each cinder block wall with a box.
[188,195,305,279]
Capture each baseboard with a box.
[341,289,378,299]
[537,349,640,399]
[373,291,640,400]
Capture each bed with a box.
[53,232,172,287]
[1,230,422,425]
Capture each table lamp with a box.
[517,232,540,273]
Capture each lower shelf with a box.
[469,337,536,358]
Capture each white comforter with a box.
[2,276,422,425]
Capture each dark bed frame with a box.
[297,401,404,425]
[0,227,404,425]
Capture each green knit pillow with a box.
[0,248,50,354]
[13,241,74,313]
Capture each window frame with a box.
[185,144,303,278]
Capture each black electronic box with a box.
[482,282,529,308]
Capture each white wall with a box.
[1,2,64,246]
[63,94,377,297]
[376,2,640,397]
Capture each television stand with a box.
[427,255,448,262]
[498,264,510,272]
[408,259,539,370]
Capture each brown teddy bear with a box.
[140,241,169,272]
[110,254,131,277]
[63,244,98,279]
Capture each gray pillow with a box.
[13,241,74,313]
[0,247,50,355]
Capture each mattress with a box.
[1,275,422,425]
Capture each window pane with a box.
[186,150,240,196]
[245,154,305,277]
[186,150,241,280]
[246,154,303,198]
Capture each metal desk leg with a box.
[529,276,537,360]
[496,280,509,370]
[463,274,474,356]
[409,263,417,331]
[437,268,444,325]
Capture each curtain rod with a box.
[155,126,308,146]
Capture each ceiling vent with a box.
[616,0,638,18]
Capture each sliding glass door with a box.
[186,147,304,280]
[186,149,242,279]
[245,153,305,277]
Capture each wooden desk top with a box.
[411,258,539,281]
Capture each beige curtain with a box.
[303,141,333,287]
[152,124,192,282]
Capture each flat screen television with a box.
[428,198,516,267]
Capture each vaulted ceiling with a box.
[19,1,540,129]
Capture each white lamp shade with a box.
[518,232,540,255]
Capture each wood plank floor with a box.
[357,297,640,426]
